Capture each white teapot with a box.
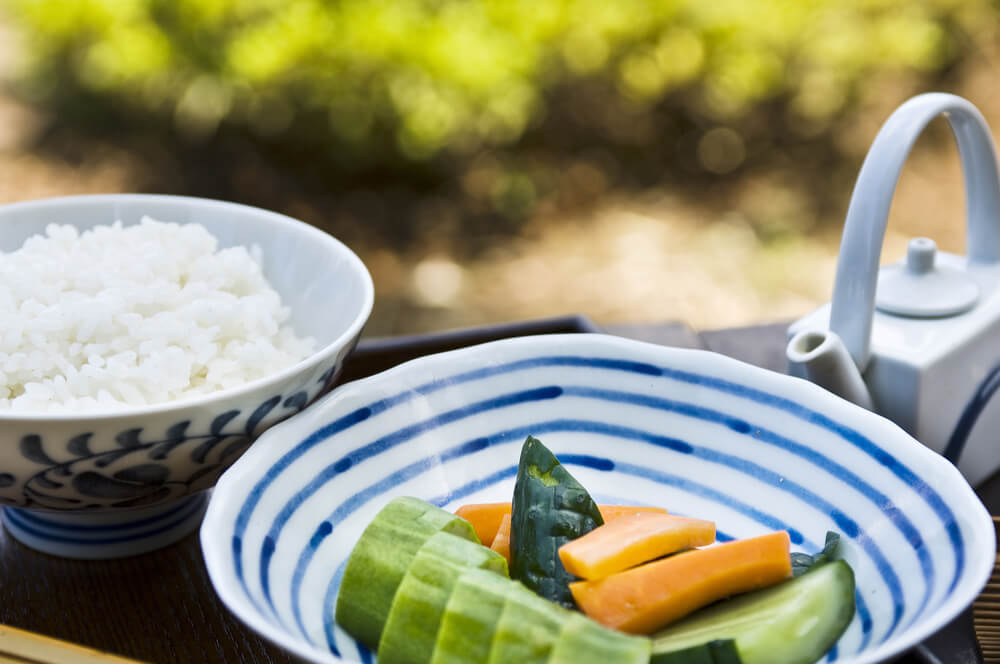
[787,92,1000,486]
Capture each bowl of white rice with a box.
[0,194,373,558]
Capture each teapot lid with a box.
[875,237,979,317]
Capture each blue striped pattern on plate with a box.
[200,334,995,664]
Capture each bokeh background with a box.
[0,0,997,335]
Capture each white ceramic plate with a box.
[201,334,994,663]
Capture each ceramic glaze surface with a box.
[786,92,1000,487]
[789,285,1000,486]
[0,368,338,510]
[0,194,374,558]
[201,334,994,664]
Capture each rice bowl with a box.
[0,194,373,559]
[1,217,317,412]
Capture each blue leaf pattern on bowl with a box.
[5,361,339,510]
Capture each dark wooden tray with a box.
[0,315,982,663]
[338,314,602,384]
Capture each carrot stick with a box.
[455,502,512,545]
[490,513,512,564]
[559,513,715,580]
[569,531,792,634]
[455,502,668,545]
[597,505,669,521]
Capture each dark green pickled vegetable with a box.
[790,531,840,577]
[510,435,604,608]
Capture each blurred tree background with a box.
[0,0,998,334]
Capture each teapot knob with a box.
[875,237,979,317]
[906,237,937,274]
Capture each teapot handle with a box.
[830,93,1000,371]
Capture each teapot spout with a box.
[786,329,874,411]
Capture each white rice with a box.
[0,217,316,413]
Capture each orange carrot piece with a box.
[559,513,715,580]
[456,502,668,544]
[569,531,792,634]
[597,505,669,521]
[455,502,512,545]
[490,513,512,564]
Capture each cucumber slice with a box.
[430,568,517,664]
[710,641,742,664]
[650,640,740,664]
[791,531,841,577]
[379,532,507,664]
[549,612,651,664]
[335,497,479,650]
[652,561,856,664]
[485,584,571,664]
[651,643,714,664]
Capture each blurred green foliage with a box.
[4,0,998,246]
[7,0,991,159]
